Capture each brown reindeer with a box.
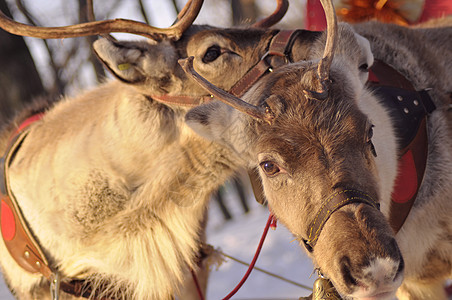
[180,0,452,299]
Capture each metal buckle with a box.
[50,273,61,300]
[260,51,288,71]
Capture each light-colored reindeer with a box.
[179,0,452,299]
[0,1,301,299]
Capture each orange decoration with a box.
[337,0,410,25]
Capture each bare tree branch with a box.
[79,0,106,82]
[15,0,65,95]
[137,0,150,24]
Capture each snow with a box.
[206,191,315,299]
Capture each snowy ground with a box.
[0,182,316,300]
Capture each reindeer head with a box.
[181,0,403,298]
[0,0,300,101]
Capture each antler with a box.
[252,0,289,28]
[304,0,338,100]
[179,57,274,124]
[0,0,203,41]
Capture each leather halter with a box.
[229,30,301,98]
[368,59,435,233]
[150,29,303,105]
[302,189,379,252]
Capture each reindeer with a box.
[179,0,452,299]
[0,1,304,299]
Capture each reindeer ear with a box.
[186,101,250,155]
[92,38,178,84]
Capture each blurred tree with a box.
[0,0,44,121]
[78,0,105,81]
[232,0,257,25]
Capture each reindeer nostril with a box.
[340,256,358,286]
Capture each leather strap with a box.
[302,189,379,252]
[368,59,435,233]
[240,30,302,206]
[230,30,301,97]
[0,116,53,279]
[388,118,428,233]
[368,60,414,91]
[0,115,110,299]
[150,94,213,107]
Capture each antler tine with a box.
[0,0,203,41]
[179,57,274,124]
[252,0,289,28]
[176,0,193,21]
[317,0,338,83]
[304,0,337,100]
[169,0,203,40]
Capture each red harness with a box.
[368,59,435,233]
[0,114,52,277]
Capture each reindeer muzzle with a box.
[302,188,379,252]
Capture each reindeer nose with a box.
[338,243,404,290]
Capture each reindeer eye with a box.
[202,45,221,63]
[260,161,280,176]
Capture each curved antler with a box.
[317,0,337,85]
[179,57,274,124]
[252,0,289,28]
[304,0,338,100]
[0,0,203,41]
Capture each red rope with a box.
[221,213,275,300]
[191,213,275,300]
[190,268,205,300]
